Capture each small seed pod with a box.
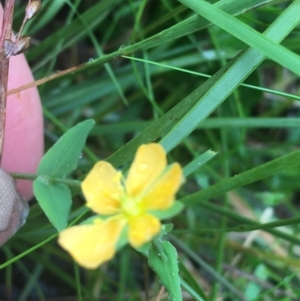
[13,36,31,56]
[26,0,42,20]
[0,169,29,246]
[3,36,31,58]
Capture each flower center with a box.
[120,194,141,216]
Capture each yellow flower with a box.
[58,143,183,269]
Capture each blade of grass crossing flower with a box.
[148,241,182,301]
[161,0,300,152]
[179,0,300,76]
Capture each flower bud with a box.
[26,0,42,20]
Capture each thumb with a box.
[0,5,44,200]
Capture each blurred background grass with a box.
[2,0,300,300]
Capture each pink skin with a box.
[0,6,44,200]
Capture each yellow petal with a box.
[140,163,183,210]
[126,144,167,197]
[58,218,125,269]
[128,213,161,247]
[82,161,122,215]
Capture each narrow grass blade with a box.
[54,0,275,77]
[107,52,241,167]
[179,0,300,76]
[183,150,217,177]
[181,148,300,206]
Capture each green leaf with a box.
[38,119,95,177]
[159,223,174,238]
[149,201,184,220]
[148,241,182,301]
[33,178,72,231]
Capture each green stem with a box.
[10,172,81,187]
[175,215,300,234]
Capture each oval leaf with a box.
[33,178,72,231]
[148,241,182,301]
[38,119,95,177]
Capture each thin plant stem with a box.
[0,0,15,164]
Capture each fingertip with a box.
[2,53,44,200]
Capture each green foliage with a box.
[3,0,300,300]
[33,180,72,231]
[33,120,94,230]
[37,119,94,177]
[245,264,268,299]
[149,241,182,301]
